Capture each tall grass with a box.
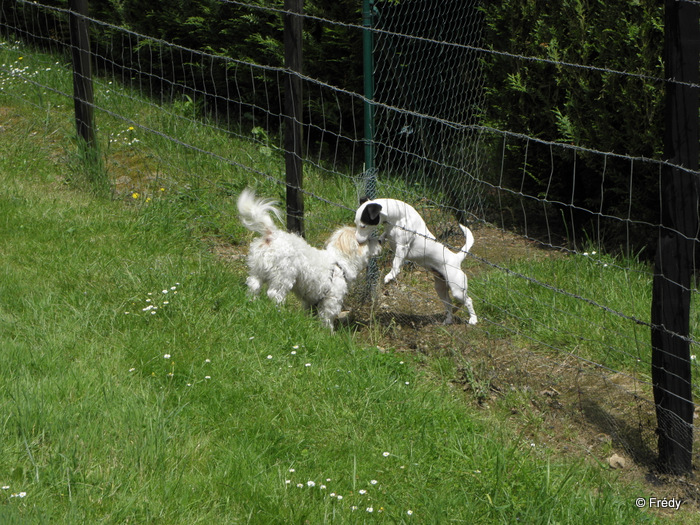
[0,38,681,524]
[476,250,653,369]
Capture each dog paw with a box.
[468,315,478,325]
[383,273,396,284]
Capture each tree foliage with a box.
[1,0,670,252]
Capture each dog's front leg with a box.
[384,244,409,283]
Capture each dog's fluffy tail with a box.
[237,188,282,235]
[457,225,474,263]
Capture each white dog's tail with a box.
[237,188,282,235]
[457,225,474,263]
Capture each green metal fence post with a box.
[362,0,378,299]
[362,0,376,200]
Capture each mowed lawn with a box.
[0,61,676,524]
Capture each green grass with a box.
[476,250,653,367]
[0,38,683,524]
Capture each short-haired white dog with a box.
[238,188,380,330]
[354,197,477,325]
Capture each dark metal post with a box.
[651,0,699,475]
[284,0,304,235]
[69,0,95,148]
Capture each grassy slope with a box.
[0,48,674,524]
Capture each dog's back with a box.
[377,198,435,242]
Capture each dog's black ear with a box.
[359,195,369,205]
[360,202,383,225]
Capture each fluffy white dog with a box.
[238,188,380,330]
[354,197,477,325]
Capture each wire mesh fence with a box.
[1,0,698,479]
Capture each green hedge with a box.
[481,0,664,253]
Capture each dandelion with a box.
[128,126,134,131]
[132,192,139,199]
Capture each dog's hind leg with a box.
[463,295,477,325]
[446,274,478,325]
[246,275,262,297]
[433,273,456,324]
[266,276,294,305]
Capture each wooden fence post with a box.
[284,0,304,236]
[68,0,95,148]
[650,0,699,475]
